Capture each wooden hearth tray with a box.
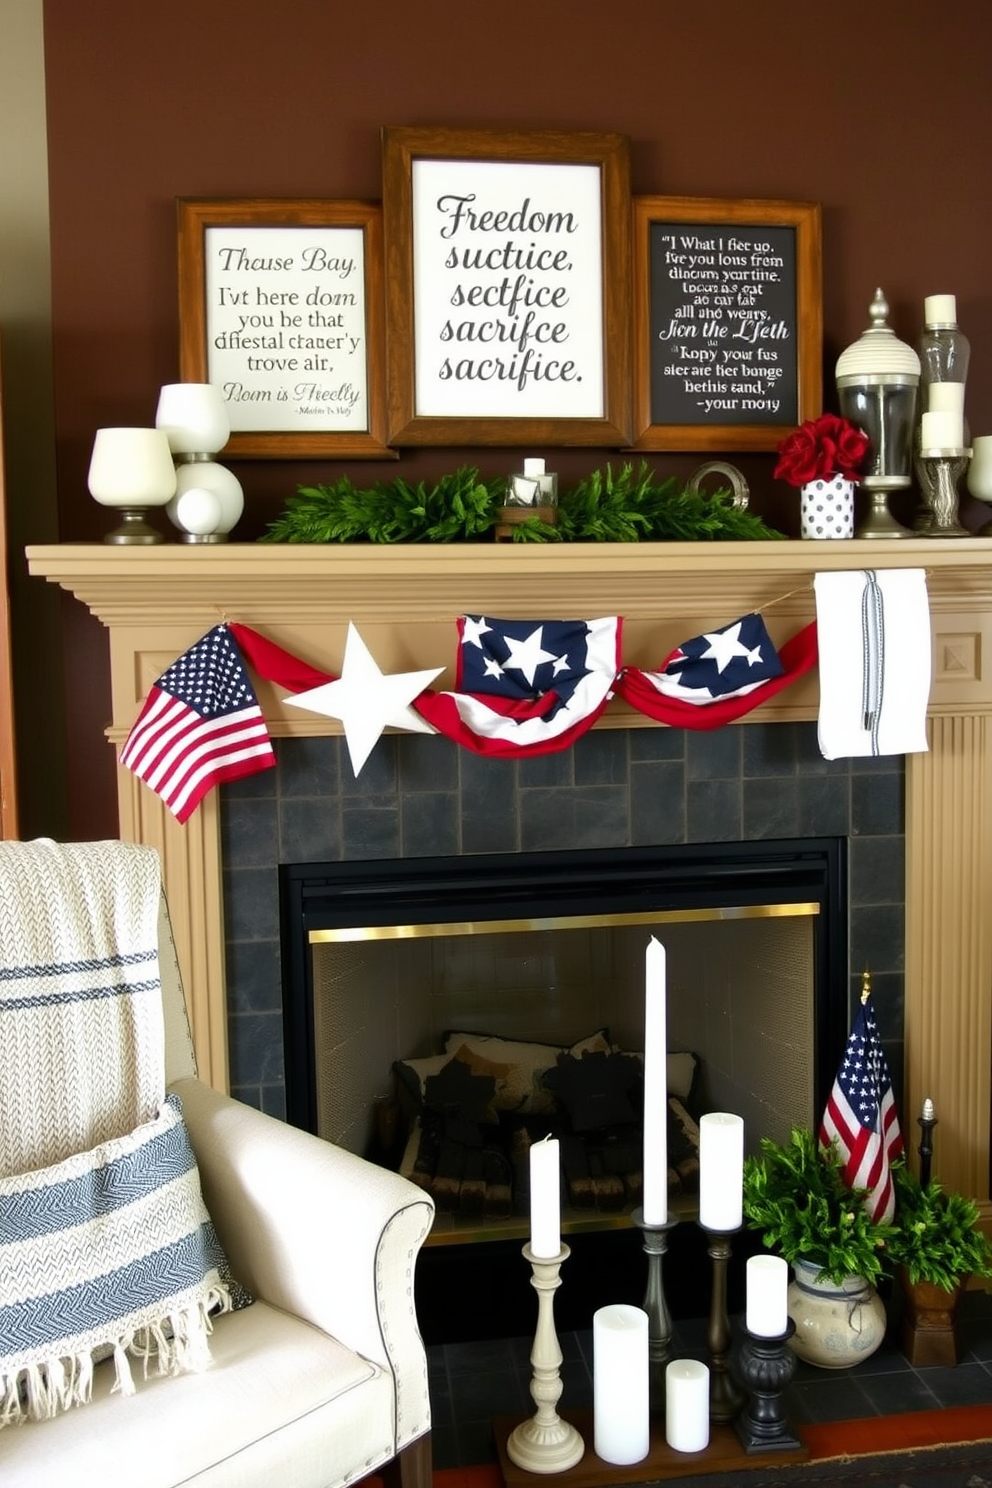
[493,1410,808,1486]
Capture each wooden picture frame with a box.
[631,196,822,452]
[177,198,394,459]
[381,126,631,446]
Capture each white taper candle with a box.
[642,937,668,1225]
[529,1135,561,1259]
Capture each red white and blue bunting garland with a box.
[120,611,819,820]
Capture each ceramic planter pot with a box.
[787,1258,887,1368]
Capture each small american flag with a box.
[120,624,275,823]
[820,983,903,1223]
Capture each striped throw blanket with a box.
[0,840,230,1423]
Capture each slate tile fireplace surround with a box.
[219,722,905,1128]
[25,540,992,1217]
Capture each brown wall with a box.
[41,0,992,837]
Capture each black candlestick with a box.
[699,1222,747,1423]
[917,1097,937,1188]
[631,1207,678,1412]
[734,1320,802,1454]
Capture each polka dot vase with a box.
[800,475,855,539]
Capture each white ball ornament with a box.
[169,486,222,538]
[174,459,244,536]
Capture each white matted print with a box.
[411,159,605,420]
[177,198,392,459]
[203,225,369,433]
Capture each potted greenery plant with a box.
[887,1163,992,1366]
[742,1126,893,1367]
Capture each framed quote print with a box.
[381,126,632,446]
[631,196,822,452]
[176,197,394,459]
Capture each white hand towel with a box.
[814,569,931,760]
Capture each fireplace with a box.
[217,723,902,1142]
[277,836,848,1213]
[25,540,992,1226]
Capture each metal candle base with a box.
[855,486,913,538]
[734,1321,802,1454]
[700,1223,747,1424]
[631,1207,679,1410]
[917,450,971,537]
[505,1243,585,1474]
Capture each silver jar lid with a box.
[836,288,920,385]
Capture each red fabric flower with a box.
[774,414,870,487]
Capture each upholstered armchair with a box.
[0,841,435,1488]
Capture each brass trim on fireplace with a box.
[309,902,820,944]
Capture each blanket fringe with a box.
[0,1290,230,1426]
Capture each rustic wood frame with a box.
[177,197,394,459]
[630,196,822,452]
[381,126,632,446]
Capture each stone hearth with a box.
[25,539,992,1216]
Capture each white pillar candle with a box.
[698,1112,744,1231]
[529,1136,561,1258]
[924,293,957,325]
[641,937,668,1225]
[745,1254,789,1337]
[927,381,965,414]
[592,1305,650,1465]
[921,409,963,450]
[665,1359,710,1453]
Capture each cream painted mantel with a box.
[27,539,992,1213]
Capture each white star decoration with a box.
[699,621,761,673]
[461,616,492,649]
[502,626,561,687]
[284,623,442,776]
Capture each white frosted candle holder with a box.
[156,382,244,540]
[967,434,992,536]
[155,382,230,455]
[87,426,177,544]
[665,1359,710,1453]
[593,1304,650,1465]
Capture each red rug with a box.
[799,1400,991,1460]
[363,1404,992,1487]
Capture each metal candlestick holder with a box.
[505,1243,585,1474]
[734,1320,802,1454]
[916,448,971,536]
[700,1223,747,1423]
[918,1097,938,1188]
[631,1207,679,1410]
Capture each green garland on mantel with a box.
[261,461,786,545]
